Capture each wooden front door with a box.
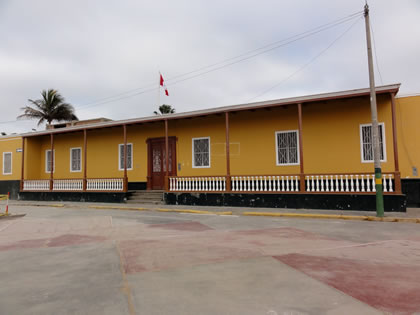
[147,137,177,190]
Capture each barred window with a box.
[70,148,81,172]
[360,123,386,162]
[119,143,133,170]
[193,137,210,168]
[276,131,299,165]
[45,150,55,173]
[2,152,12,175]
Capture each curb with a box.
[12,203,65,208]
[88,205,146,211]
[242,212,420,223]
[0,214,26,220]
[157,208,232,215]
[89,206,232,215]
[8,203,420,223]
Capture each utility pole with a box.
[364,3,384,217]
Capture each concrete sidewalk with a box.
[2,204,420,314]
[7,200,420,222]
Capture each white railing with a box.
[23,180,50,191]
[232,175,300,192]
[169,176,226,191]
[53,179,83,191]
[305,173,394,193]
[86,178,124,191]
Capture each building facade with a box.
[1,84,419,210]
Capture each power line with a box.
[370,18,384,85]
[76,11,363,111]
[247,16,363,102]
[165,11,363,83]
[165,15,362,87]
[0,11,365,124]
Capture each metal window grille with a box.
[3,153,11,174]
[193,138,210,167]
[71,148,81,171]
[46,150,54,172]
[277,131,298,164]
[361,124,384,161]
[119,144,132,169]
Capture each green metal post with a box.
[375,168,384,217]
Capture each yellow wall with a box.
[25,137,42,179]
[230,106,300,175]
[303,94,395,173]
[0,137,22,180]
[396,95,420,179]
[36,133,85,179]
[173,115,227,176]
[33,124,166,181]
[9,92,420,183]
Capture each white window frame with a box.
[70,147,82,173]
[45,149,55,173]
[118,143,133,171]
[2,152,12,175]
[275,130,300,166]
[360,122,387,163]
[192,137,211,168]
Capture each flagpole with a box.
[157,71,161,109]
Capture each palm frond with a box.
[17,89,78,127]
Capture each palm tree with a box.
[18,89,78,126]
[154,104,175,115]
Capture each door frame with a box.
[146,136,177,190]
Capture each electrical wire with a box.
[0,10,365,124]
[165,15,362,88]
[75,11,363,111]
[247,16,363,102]
[165,12,363,83]
[370,18,384,85]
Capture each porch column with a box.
[390,93,402,194]
[20,137,25,191]
[297,103,305,191]
[83,129,87,191]
[123,124,128,192]
[50,133,54,191]
[164,119,169,191]
[146,139,152,190]
[225,112,231,191]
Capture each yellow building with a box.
[1,84,418,210]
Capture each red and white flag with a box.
[159,73,169,96]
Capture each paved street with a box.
[1,204,420,314]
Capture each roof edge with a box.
[21,83,401,137]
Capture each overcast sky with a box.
[1,0,419,134]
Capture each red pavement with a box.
[1,213,420,313]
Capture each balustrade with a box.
[53,179,83,191]
[169,176,226,192]
[231,175,300,192]
[22,180,50,191]
[305,173,394,193]
[86,178,124,191]
[168,173,396,194]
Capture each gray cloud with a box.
[1,0,419,133]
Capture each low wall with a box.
[0,180,20,200]
[165,192,406,212]
[402,179,420,207]
[19,192,127,203]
